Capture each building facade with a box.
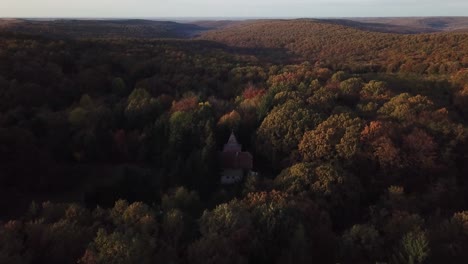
[219,132,253,184]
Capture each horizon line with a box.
[1,15,468,21]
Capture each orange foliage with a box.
[372,136,401,168]
[454,85,468,116]
[268,72,303,87]
[360,121,397,142]
[360,121,384,141]
[217,110,241,128]
[170,96,198,113]
[451,68,468,87]
[361,121,401,168]
[315,68,332,81]
[244,191,288,207]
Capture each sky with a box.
[1,0,467,18]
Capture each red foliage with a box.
[403,128,438,169]
[242,86,266,100]
[361,121,398,142]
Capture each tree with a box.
[402,128,438,170]
[217,110,241,130]
[0,221,31,264]
[274,163,315,195]
[360,121,402,169]
[125,88,160,127]
[341,224,383,263]
[392,229,430,264]
[257,100,324,165]
[378,93,434,123]
[169,111,193,151]
[360,80,390,100]
[306,86,337,112]
[88,229,154,264]
[161,187,201,217]
[454,84,468,117]
[299,113,363,161]
[170,96,198,113]
[278,224,312,264]
[430,211,468,262]
[112,77,128,96]
[339,77,363,104]
[310,163,362,226]
[83,200,158,264]
[330,71,348,83]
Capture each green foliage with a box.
[378,93,434,122]
[169,111,194,149]
[161,187,201,217]
[275,163,315,195]
[125,88,160,127]
[307,86,338,112]
[361,80,389,98]
[91,228,155,264]
[331,71,348,82]
[392,230,430,264]
[341,224,383,262]
[69,107,88,127]
[339,77,363,102]
[112,77,128,96]
[257,100,324,164]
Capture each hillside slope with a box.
[319,19,437,34]
[199,19,468,73]
[0,19,207,39]
[350,17,468,32]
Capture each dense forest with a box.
[0,18,468,263]
[0,19,208,39]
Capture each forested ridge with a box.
[0,19,207,39]
[200,19,467,74]
[0,19,468,263]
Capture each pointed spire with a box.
[223,131,242,152]
[228,131,238,145]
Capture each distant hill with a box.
[349,17,468,33]
[189,17,468,35]
[199,19,468,72]
[2,17,466,40]
[189,20,247,30]
[1,18,466,73]
[317,19,437,34]
[0,19,208,39]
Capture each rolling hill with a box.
[198,19,468,73]
[0,19,208,39]
[350,17,468,33]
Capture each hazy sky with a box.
[1,0,467,18]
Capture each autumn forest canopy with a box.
[0,17,468,263]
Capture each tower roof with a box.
[223,131,242,152]
[228,132,238,145]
